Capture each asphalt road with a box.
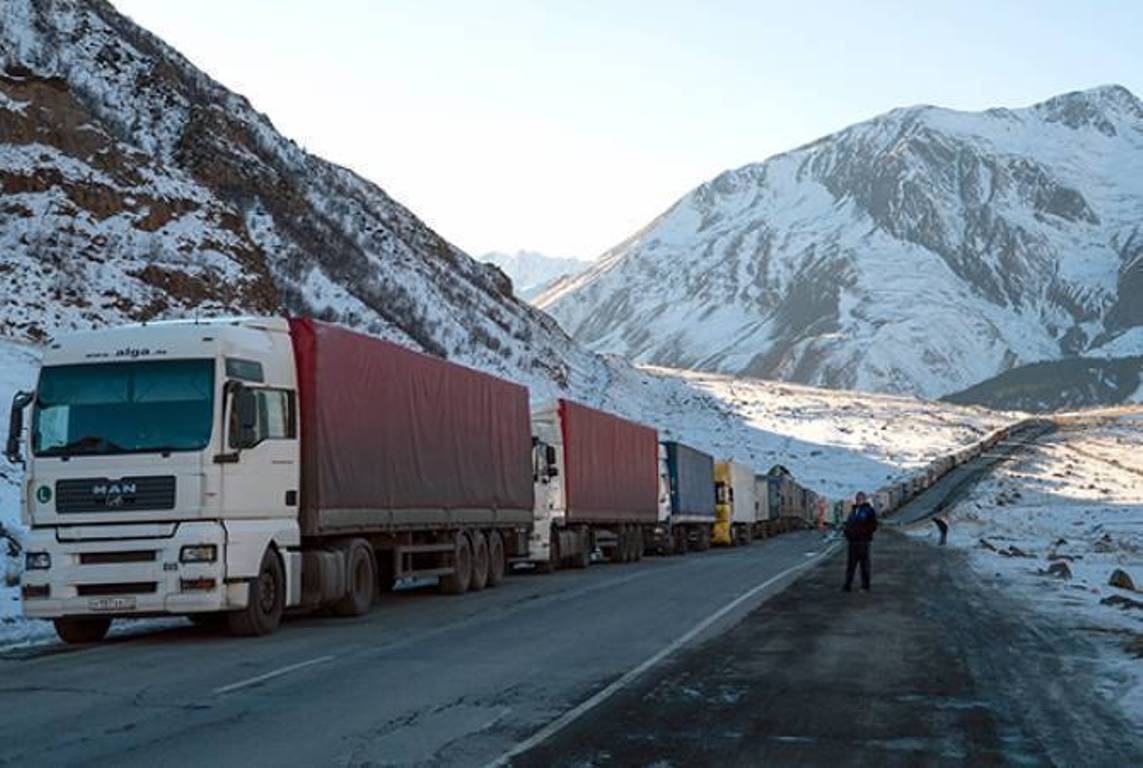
[513,426,1143,768]
[0,531,836,767]
[886,420,1054,527]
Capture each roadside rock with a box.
[1100,594,1143,611]
[1108,569,1136,591]
[1046,561,1072,580]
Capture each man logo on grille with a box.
[93,482,137,508]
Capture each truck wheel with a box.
[537,528,559,574]
[609,527,627,564]
[696,526,712,551]
[53,617,111,644]
[439,532,473,594]
[487,531,506,587]
[228,547,285,637]
[469,530,489,592]
[334,539,376,617]
[674,527,688,556]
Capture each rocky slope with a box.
[943,356,1143,412]
[0,0,590,397]
[537,86,1143,398]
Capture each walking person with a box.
[842,491,878,592]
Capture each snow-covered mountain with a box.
[0,0,596,398]
[538,86,1143,398]
[481,250,588,301]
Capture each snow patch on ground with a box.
[912,418,1143,725]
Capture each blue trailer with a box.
[651,441,716,554]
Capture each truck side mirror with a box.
[6,391,33,466]
[234,385,259,449]
[545,445,558,476]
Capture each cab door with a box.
[219,384,299,520]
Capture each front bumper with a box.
[20,521,248,619]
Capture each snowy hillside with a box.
[910,416,1143,724]
[538,86,1143,399]
[481,250,589,301]
[0,0,597,396]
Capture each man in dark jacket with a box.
[843,491,878,591]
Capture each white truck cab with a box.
[10,317,302,642]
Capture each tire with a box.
[439,532,473,594]
[228,547,285,637]
[469,530,489,592]
[334,539,376,617]
[631,527,644,561]
[536,526,559,574]
[610,527,627,564]
[696,526,712,552]
[487,531,506,587]
[54,616,111,644]
[674,527,688,556]
[571,526,590,569]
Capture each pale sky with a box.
[114,1,1143,260]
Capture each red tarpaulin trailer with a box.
[289,318,534,535]
[557,399,659,524]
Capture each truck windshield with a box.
[32,359,215,457]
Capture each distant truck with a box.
[530,399,659,568]
[9,317,536,642]
[652,441,714,554]
[713,460,762,545]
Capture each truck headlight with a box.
[25,552,51,570]
[179,545,218,563]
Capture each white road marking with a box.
[483,541,842,767]
[213,654,336,695]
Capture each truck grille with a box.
[78,550,157,565]
[76,582,157,596]
[55,476,176,514]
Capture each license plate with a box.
[88,596,136,612]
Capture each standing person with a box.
[842,491,878,592]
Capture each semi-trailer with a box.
[9,317,536,642]
[529,398,660,568]
[713,460,759,546]
[652,440,715,554]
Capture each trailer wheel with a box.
[334,539,376,617]
[53,616,111,644]
[631,527,644,561]
[696,526,712,551]
[228,546,285,637]
[439,532,473,594]
[487,531,506,587]
[469,530,489,592]
[609,527,627,564]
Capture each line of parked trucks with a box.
[6,316,1018,643]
